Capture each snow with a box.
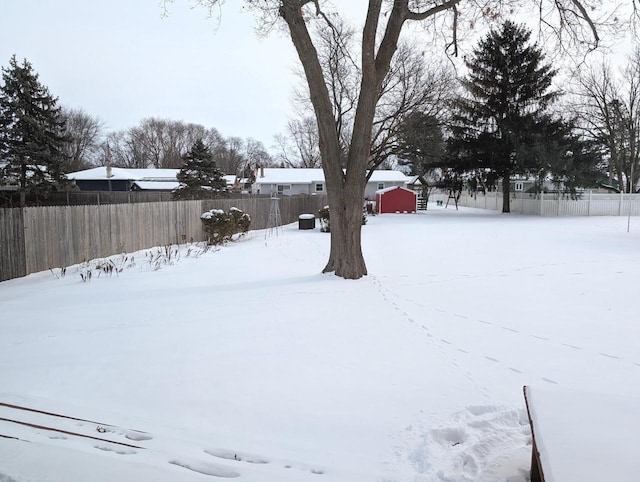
[1,205,639,481]
[525,385,640,482]
[254,168,409,184]
[66,166,179,181]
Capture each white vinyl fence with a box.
[445,191,640,216]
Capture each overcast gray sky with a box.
[0,0,302,150]
[0,1,633,154]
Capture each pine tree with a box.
[448,21,557,212]
[0,55,69,198]
[396,111,446,175]
[174,139,227,200]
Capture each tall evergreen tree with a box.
[174,139,227,200]
[396,111,446,175]
[0,55,69,197]
[448,21,557,212]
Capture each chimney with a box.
[106,165,113,178]
[260,166,265,178]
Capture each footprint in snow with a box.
[402,405,531,480]
[205,448,269,464]
[169,459,240,478]
[94,445,136,455]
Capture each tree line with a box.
[0,54,277,199]
[4,27,636,206]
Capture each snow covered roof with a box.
[254,168,325,184]
[253,168,410,185]
[376,186,416,194]
[368,170,411,183]
[222,175,236,186]
[67,167,179,181]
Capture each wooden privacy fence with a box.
[0,195,327,282]
[451,191,640,216]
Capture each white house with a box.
[251,167,410,198]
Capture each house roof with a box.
[67,167,179,181]
[376,186,416,194]
[253,168,325,184]
[253,168,410,184]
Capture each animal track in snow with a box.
[501,326,519,333]
[599,352,620,359]
[561,343,582,350]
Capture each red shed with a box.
[376,186,417,214]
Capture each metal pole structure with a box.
[265,195,282,239]
[628,161,635,233]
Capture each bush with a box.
[201,207,251,245]
[318,206,331,232]
[317,205,366,233]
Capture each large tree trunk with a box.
[280,0,407,279]
[280,2,369,279]
[324,178,367,278]
[502,174,511,213]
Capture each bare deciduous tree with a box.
[61,107,104,172]
[275,117,321,167]
[99,119,228,170]
[245,137,273,171]
[573,50,640,192]
[369,44,455,174]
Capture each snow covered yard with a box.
[1,206,639,481]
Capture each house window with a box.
[377,182,385,190]
[315,183,323,192]
[515,182,524,192]
[277,184,291,194]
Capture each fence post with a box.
[557,193,561,216]
[588,190,592,216]
[540,191,544,215]
[619,190,624,216]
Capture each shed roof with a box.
[376,186,416,195]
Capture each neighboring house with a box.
[251,167,410,198]
[376,186,417,214]
[67,166,180,191]
[222,175,237,190]
[510,177,539,193]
